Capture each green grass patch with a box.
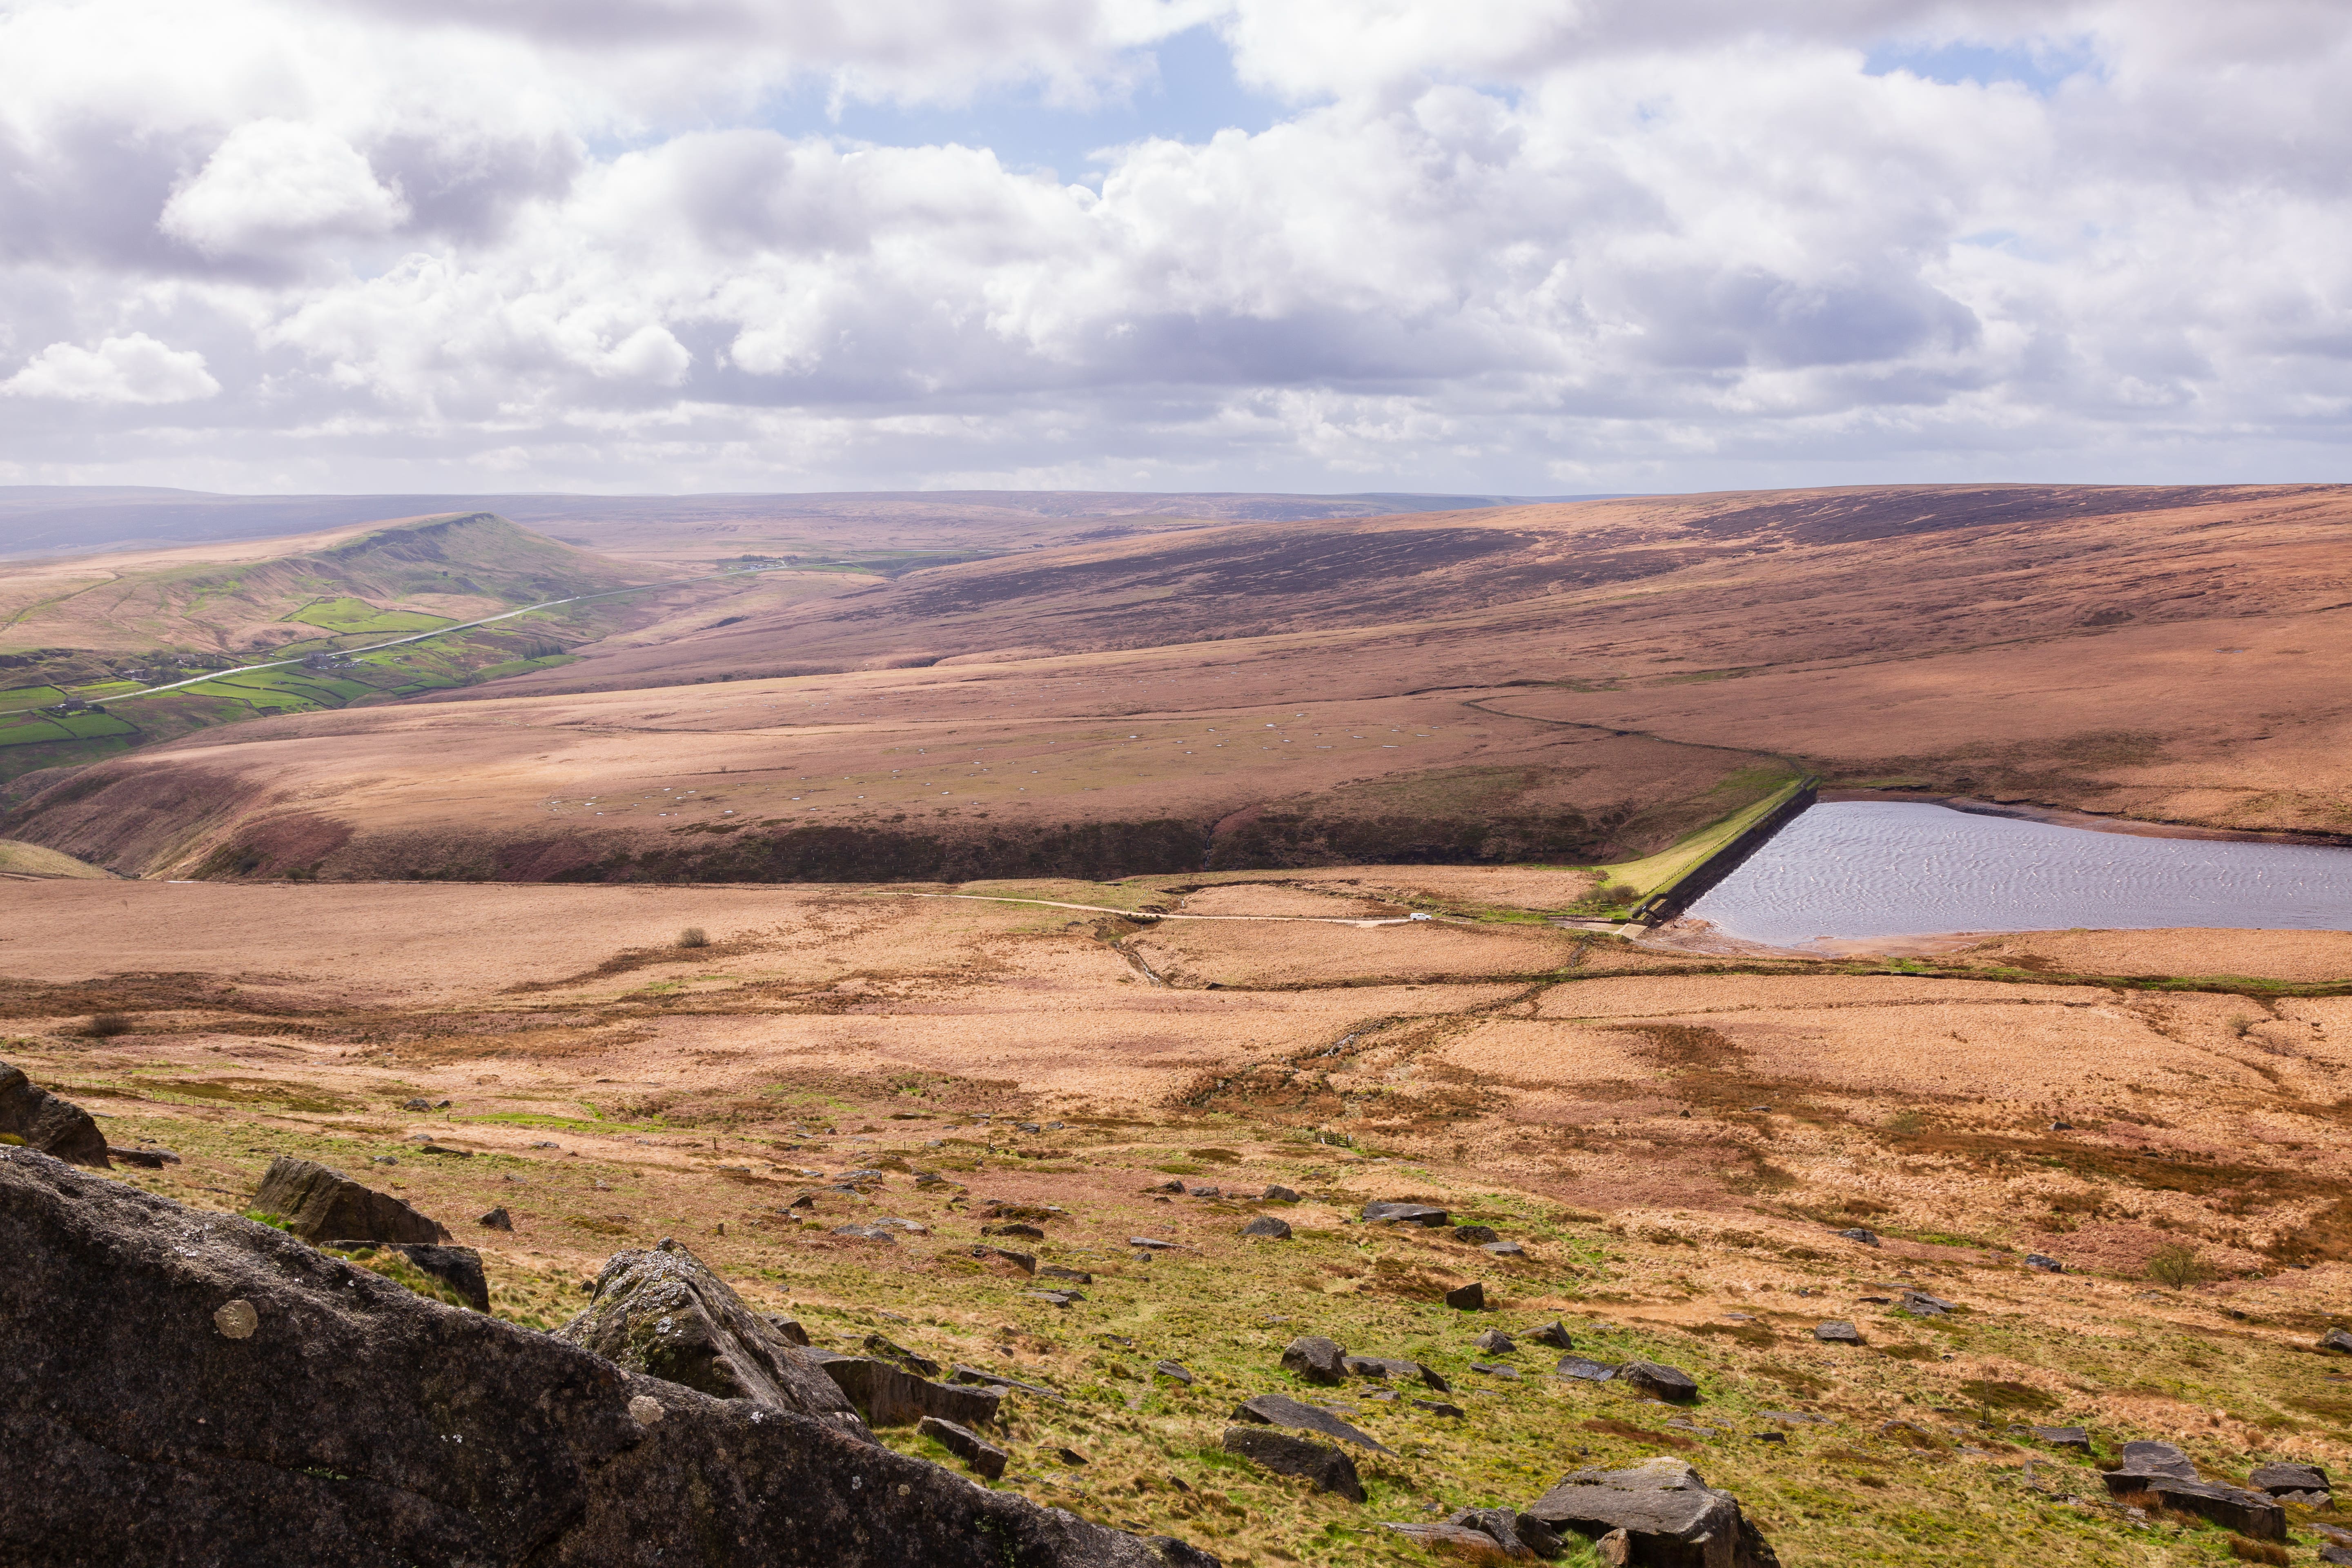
[286,597,458,634]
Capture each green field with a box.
[0,709,138,748]
[0,686,67,711]
[1586,771,1811,912]
[286,597,458,635]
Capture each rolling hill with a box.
[3,482,2347,884]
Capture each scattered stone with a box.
[0,1065,109,1168]
[556,1238,869,1435]
[875,1217,929,1235]
[1185,1185,1220,1198]
[764,1314,810,1346]
[1834,1227,1881,1247]
[2116,1441,2198,1481]
[1027,1291,1082,1309]
[1234,1392,1393,1452]
[1363,1201,1450,1227]
[1127,1237,1180,1250]
[1595,1528,1631,1567]
[2247,1460,2329,1499]
[1555,1356,1618,1383]
[1262,1185,1303,1203]
[1241,1215,1293,1239]
[864,1335,942,1378]
[1760,1410,1830,1425]
[1483,1241,1527,1257]
[1344,1356,1447,1390]
[2025,1253,2064,1273]
[108,1147,180,1169]
[1056,1447,1087,1466]
[1898,1290,1957,1317]
[1526,1457,1778,1568]
[949,1367,1065,1403]
[1013,1123,1041,1134]
[1282,1336,1350,1385]
[414,1145,472,1158]
[983,1223,1046,1239]
[1450,1508,1561,1559]
[1525,1321,1573,1350]
[784,1194,816,1209]
[0,1152,1229,1563]
[2321,1548,2352,1567]
[1151,1180,1185,1194]
[1223,1426,1364,1503]
[1445,1282,1486,1311]
[2031,1426,2091,1452]
[833,1223,899,1241]
[1473,1330,1516,1354]
[2099,1470,2285,1539]
[2322,1327,2352,1354]
[970,1245,1037,1272]
[919,1415,1009,1480]
[1039,1265,1094,1285]
[478,1207,513,1231]
[370,1156,398,1166]
[402,1098,430,1111]
[807,1353,1004,1429]
[1381,1521,1531,1560]
[1413,1399,1467,1418]
[1813,1321,1863,1345]
[1616,1360,1700,1404]
[1153,1361,1194,1385]
[1453,1224,1501,1245]
[1469,1363,1520,1380]
[1751,1431,1786,1445]
[331,1241,490,1311]
[251,1156,448,1245]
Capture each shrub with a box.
[675,927,709,949]
[83,1012,132,1038]
[2146,1242,2212,1289]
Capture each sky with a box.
[0,0,2347,497]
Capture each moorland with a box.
[4,482,2351,1568]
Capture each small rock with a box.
[2115,1440,2199,1481]
[1813,1321,1862,1344]
[1750,1431,1786,1444]
[1038,1265,1093,1285]
[1835,1227,1881,1247]
[1262,1185,1302,1203]
[1152,1180,1185,1193]
[1898,1289,1957,1317]
[1127,1236,1179,1250]
[1528,1458,1777,1566]
[764,1315,811,1346]
[213,1300,257,1340]
[1595,1527,1632,1567]
[402,1098,430,1111]
[1412,1398,1467,1417]
[2320,1547,2352,1567]
[2031,1426,2091,1452]
[1025,1291,1080,1309]
[369,1156,398,1166]
[627,1394,664,1427]
[982,1223,1045,1239]
[2248,1460,2330,1499]
[1616,1360,1699,1404]
[2025,1253,2064,1273]
[1233,1393,1392,1452]
[1222,1426,1363,1502]
[2322,1327,2352,1354]
[832,1223,898,1241]
[1524,1321,1573,1349]
[1055,1446,1087,1466]
[1483,1241,1526,1257]
[1153,1361,1194,1385]
[1185,1185,1220,1198]
[1363,1201,1449,1227]
[1282,1336,1350,1385]
[863,1336,942,1378]
[2049,1120,2073,1131]
[252,1156,449,1245]
[1013,1123,1040,1134]
[970,1245,1036,1272]
[1555,1356,1618,1383]
[478,1207,513,1231]
[1241,1215,1293,1239]
[433,1100,450,1109]
[1444,1282,1485,1311]
[1472,1329,1516,1354]
[1452,1224,1501,1245]
[1468,1362,1519,1380]
[1382,1521,1530,1560]
[1450,1508,1561,1559]
[107,1147,180,1169]
[919,1415,1008,1480]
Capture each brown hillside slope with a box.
[7,483,2348,881]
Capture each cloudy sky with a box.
[1,0,2345,495]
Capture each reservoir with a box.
[1684,800,2352,945]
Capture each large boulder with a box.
[2100,1442,2285,1539]
[1527,1458,1780,1568]
[0,1147,1214,1567]
[0,1062,109,1167]
[1234,1393,1392,1452]
[809,1353,1004,1428]
[557,1240,866,1436]
[1222,1428,1364,1503]
[249,1156,448,1245]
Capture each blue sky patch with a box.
[1863,37,2102,96]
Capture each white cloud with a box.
[0,0,2347,488]
[1,334,220,404]
[160,119,410,255]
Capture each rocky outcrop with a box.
[249,1155,448,1244]
[0,1147,1214,1567]
[0,1063,108,1167]
[809,1352,1004,1428]
[556,1240,866,1436]
[1234,1393,1391,1452]
[1527,1458,1780,1567]
[2100,1441,2286,1539]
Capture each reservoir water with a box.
[1684,800,2352,945]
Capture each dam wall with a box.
[1628,776,1818,926]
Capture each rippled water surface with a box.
[1685,801,2352,944]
